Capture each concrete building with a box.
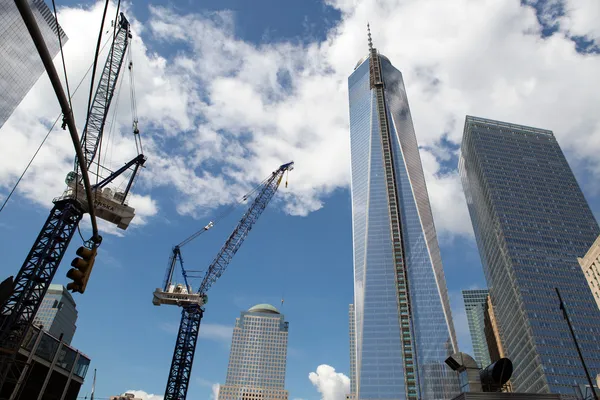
[348,35,458,400]
[347,304,356,400]
[577,234,600,310]
[483,296,504,364]
[462,290,491,368]
[0,325,90,400]
[32,284,78,345]
[0,0,68,129]
[218,304,289,400]
[459,116,600,395]
[110,394,142,400]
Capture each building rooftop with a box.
[248,303,280,314]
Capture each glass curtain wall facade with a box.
[218,304,289,400]
[459,115,600,395]
[0,0,68,128]
[33,284,78,345]
[462,289,491,368]
[348,48,458,400]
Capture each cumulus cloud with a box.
[309,364,350,400]
[123,390,163,400]
[160,322,232,343]
[2,0,600,239]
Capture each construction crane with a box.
[0,12,145,393]
[153,161,294,400]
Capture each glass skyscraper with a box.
[218,304,289,400]
[32,284,78,345]
[0,0,68,129]
[459,115,600,395]
[348,41,458,400]
[462,289,491,368]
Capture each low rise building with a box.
[0,325,90,400]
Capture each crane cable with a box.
[0,36,113,215]
[176,171,281,248]
[127,42,143,155]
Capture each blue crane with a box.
[0,12,146,393]
[153,161,294,400]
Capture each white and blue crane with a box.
[153,161,294,400]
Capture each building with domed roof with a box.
[218,304,289,400]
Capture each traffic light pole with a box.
[555,288,599,400]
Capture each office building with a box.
[0,325,90,400]
[577,234,600,310]
[218,304,289,400]
[459,116,600,395]
[462,290,491,368]
[482,296,503,364]
[348,33,458,399]
[348,304,356,400]
[33,284,78,345]
[0,0,68,129]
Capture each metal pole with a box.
[555,288,599,400]
[58,352,79,400]
[90,368,96,400]
[8,328,44,400]
[13,0,100,242]
[36,342,63,400]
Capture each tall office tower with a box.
[578,234,600,310]
[348,304,356,400]
[348,30,458,400]
[459,115,600,395]
[218,304,289,400]
[462,290,491,368]
[32,284,78,345]
[0,0,68,129]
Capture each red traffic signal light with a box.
[66,246,97,294]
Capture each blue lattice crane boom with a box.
[0,12,145,393]
[154,161,294,400]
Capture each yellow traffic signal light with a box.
[66,246,97,294]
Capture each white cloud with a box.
[160,321,232,343]
[308,364,350,400]
[559,0,600,42]
[2,0,600,239]
[123,390,163,400]
[212,383,221,400]
[197,378,221,399]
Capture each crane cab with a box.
[152,285,207,307]
[59,172,136,230]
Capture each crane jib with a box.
[77,12,130,171]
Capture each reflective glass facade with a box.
[0,0,68,129]
[219,304,289,400]
[348,52,458,400]
[462,289,491,368]
[459,116,600,395]
[33,284,78,345]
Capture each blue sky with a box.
[1,0,600,399]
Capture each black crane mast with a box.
[0,13,135,394]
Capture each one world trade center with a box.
[348,30,459,400]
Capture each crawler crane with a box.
[153,161,294,400]
[0,12,146,392]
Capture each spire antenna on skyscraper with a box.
[367,23,373,51]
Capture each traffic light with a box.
[66,246,97,294]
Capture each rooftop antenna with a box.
[367,23,373,51]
